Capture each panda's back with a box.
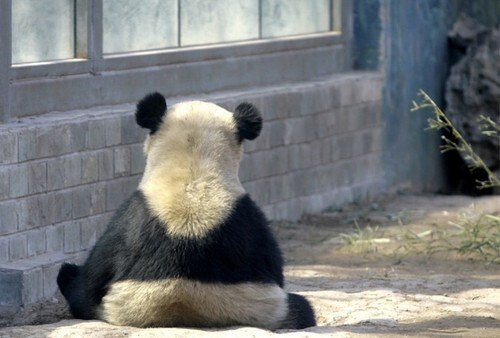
[106,191,283,285]
[88,191,287,327]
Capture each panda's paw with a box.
[57,263,80,293]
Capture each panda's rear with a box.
[57,93,316,329]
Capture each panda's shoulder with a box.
[101,190,154,242]
[220,194,279,247]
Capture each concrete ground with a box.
[1,194,499,337]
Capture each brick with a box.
[0,201,18,235]
[28,161,47,194]
[80,218,97,250]
[239,153,253,182]
[261,91,299,120]
[274,199,302,221]
[362,130,374,154]
[23,268,43,304]
[88,119,107,149]
[372,127,383,152]
[352,132,365,157]
[288,144,312,171]
[316,165,334,192]
[304,168,322,195]
[268,147,288,176]
[358,102,382,129]
[0,168,10,200]
[98,149,114,180]
[270,175,292,203]
[104,118,122,146]
[300,86,333,114]
[0,132,18,164]
[338,161,356,187]
[106,177,137,211]
[363,153,382,180]
[289,170,310,198]
[95,212,112,238]
[320,137,332,164]
[244,149,287,180]
[81,153,98,184]
[246,152,266,180]
[46,158,65,190]
[121,114,147,144]
[358,77,383,103]
[36,124,72,158]
[348,105,367,131]
[17,128,37,162]
[316,110,337,138]
[9,234,27,261]
[47,155,82,190]
[0,269,23,310]
[64,155,83,187]
[71,186,92,219]
[335,106,351,133]
[243,179,271,206]
[338,134,354,159]
[70,121,89,152]
[114,147,131,177]
[53,189,73,223]
[310,140,321,166]
[269,121,287,148]
[43,263,62,298]
[64,221,81,253]
[285,117,316,144]
[27,228,46,257]
[9,164,28,198]
[46,224,64,253]
[90,183,106,215]
[338,79,356,107]
[17,194,55,230]
[0,237,8,263]
[130,144,146,175]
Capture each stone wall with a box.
[0,71,383,322]
[352,0,500,192]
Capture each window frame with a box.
[0,0,352,121]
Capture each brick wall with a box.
[0,71,384,323]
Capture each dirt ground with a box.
[1,194,499,337]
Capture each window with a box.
[0,0,350,120]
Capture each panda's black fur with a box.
[57,93,316,329]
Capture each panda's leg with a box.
[281,293,316,329]
[57,263,96,319]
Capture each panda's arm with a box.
[83,225,122,306]
[238,195,285,287]
[82,191,147,305]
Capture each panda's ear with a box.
[135,92,167,134]
[234,102,263,142]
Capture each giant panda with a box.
[57,92,316,329]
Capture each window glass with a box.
[12,0,75,64]
[261,0,331,38]
[103,0,178,54]
[180,0,259,46]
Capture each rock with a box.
[448,14,488,49]
[445,16,500,172]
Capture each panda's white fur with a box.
[101,101,287,328]
[139,101,245,238]
[57,94,316,329]
[99,279,288,328]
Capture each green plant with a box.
[339,220,384,253]
[339,92,499,263]
[411,90,500,189]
